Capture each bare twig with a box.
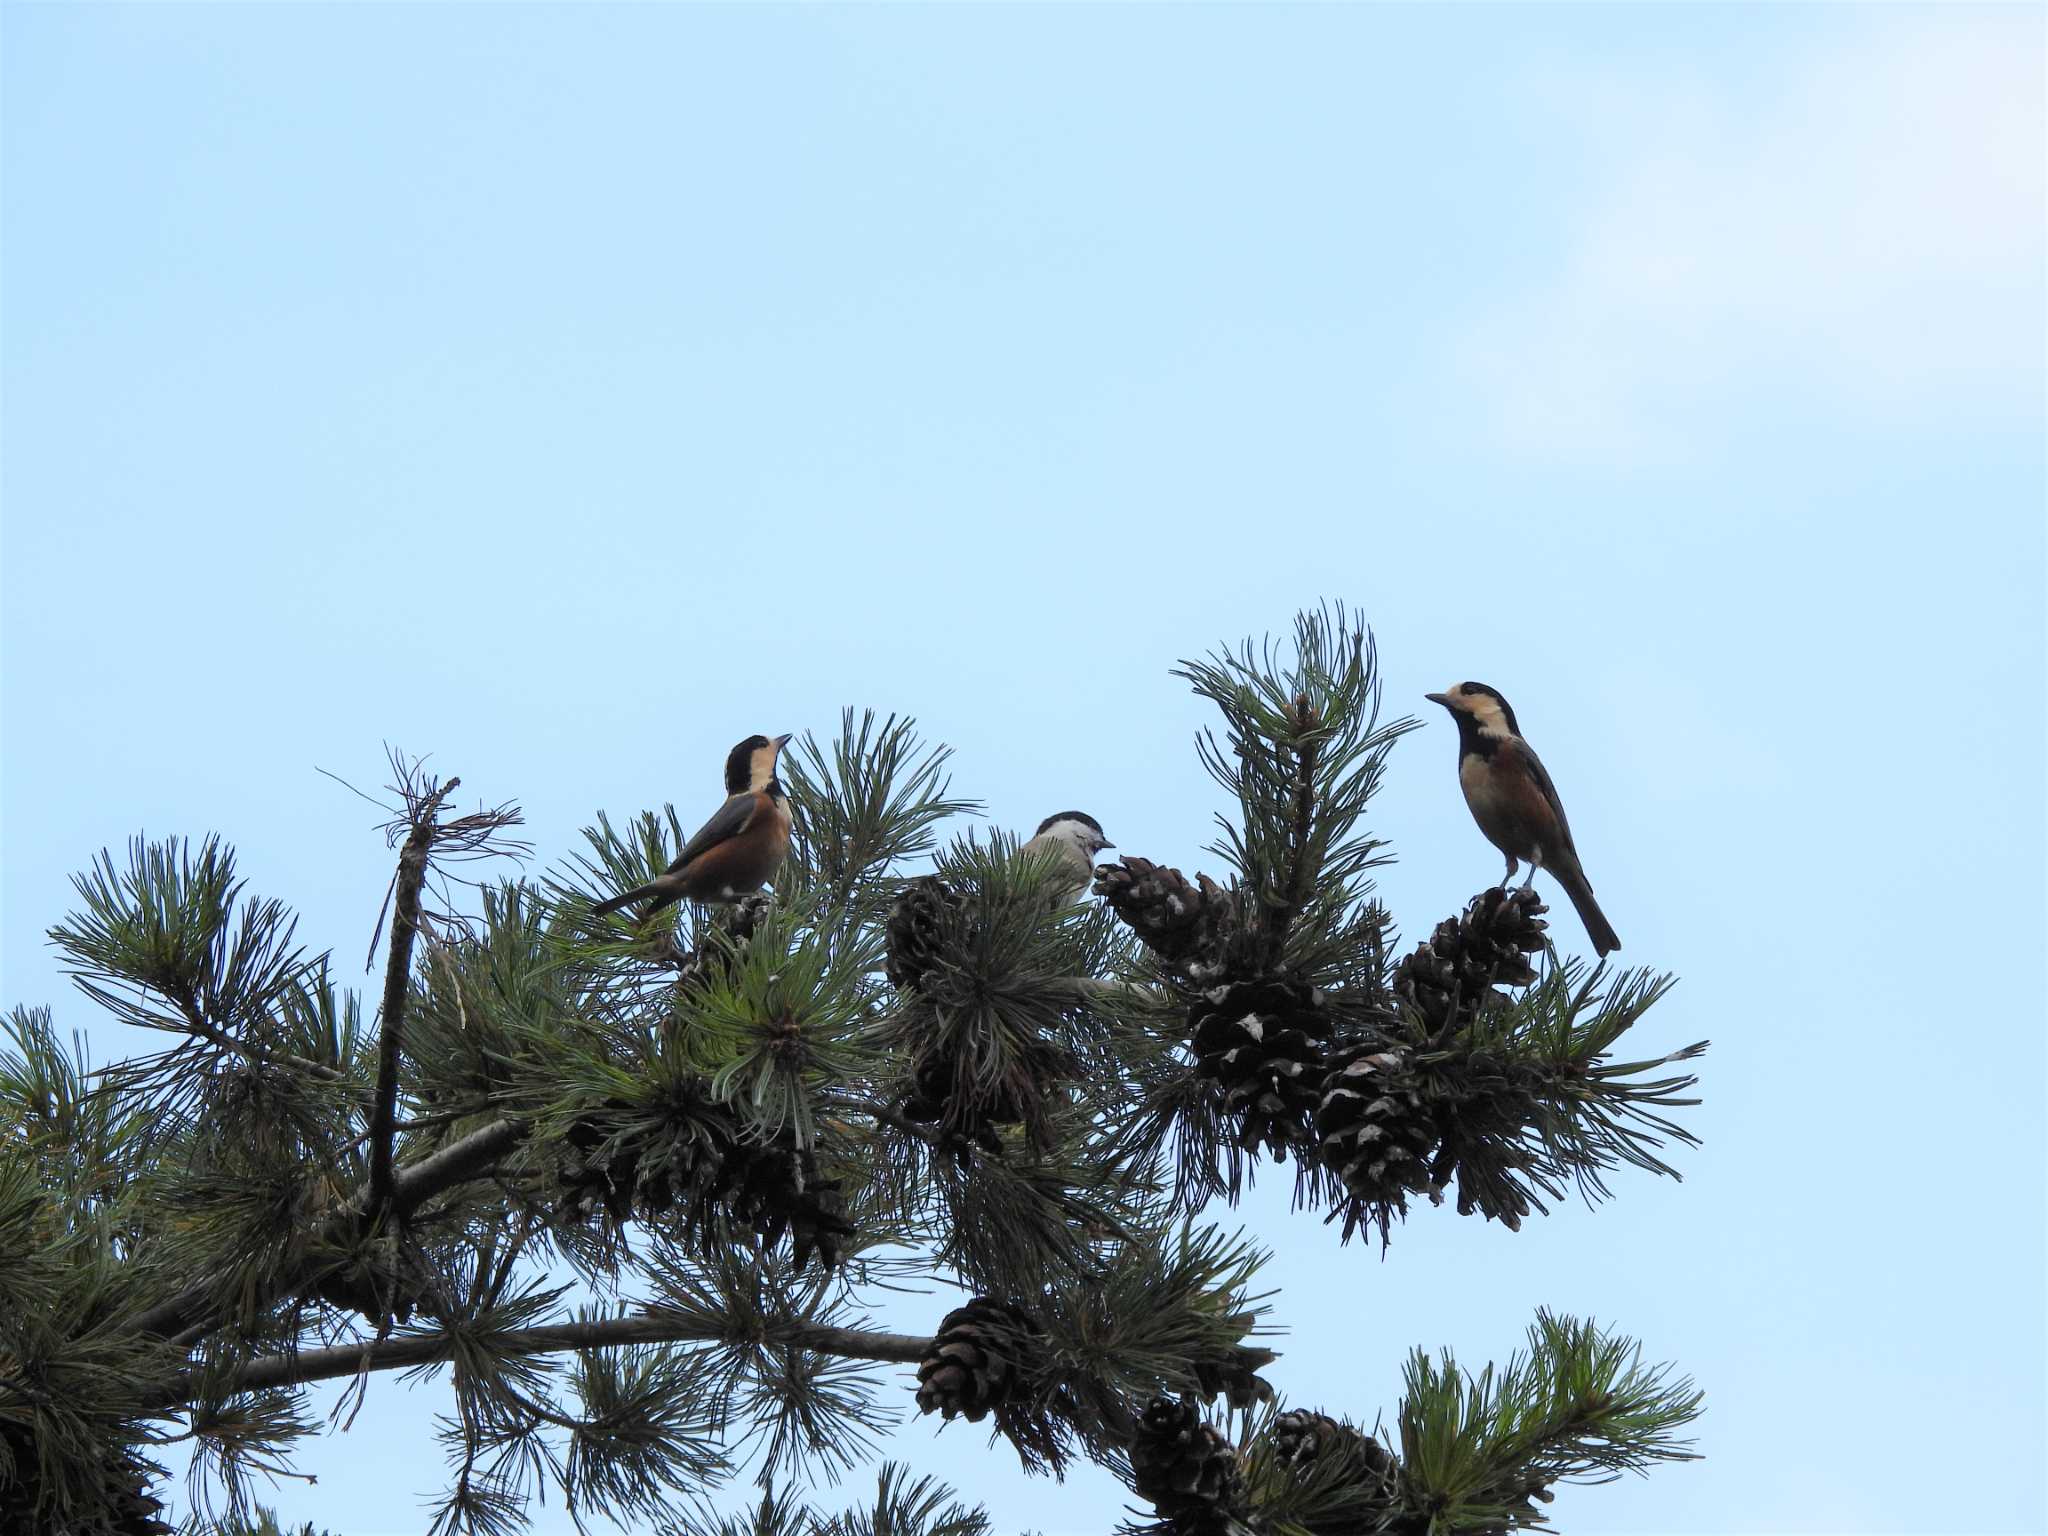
[315,762,399,814]
[365,772,461,1216]
[357,755,527,1218]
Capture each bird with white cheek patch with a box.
[1425,683,1621,957]
[592,734,795,917]
[1019,810,1115,903]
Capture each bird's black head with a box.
[1424,681,1521,739]
[1034,809,1114,856]
[725,733,793,795]
[1035,810,1103,838]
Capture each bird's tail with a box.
[592,881,664,917]
[1549,855,1621,957]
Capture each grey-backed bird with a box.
[593,734,794,916]
[1424,684,1620,956]
[1020,810,1115,902]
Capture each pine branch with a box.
[163,998,346,1086]
[49,835,350,1101]
[1267,691,1322,966]
[815,1462,993,1536]
[144,1313,930,1409]
[1172,604,1416,986]
[391,1119,529,1213]
[1395,1310,1702,1529]
[118,1118,526,1343]
[781,709,980,922]
[665,1464,991,1536]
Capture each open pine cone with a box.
[1419,1044,1556,1233]
[1130,1397,1251,1536]
[554,1095,851,1271]
[1269,1407,1404,1521]
[670,891,776,991]
[898,1050,1015,1154]
[884,875,955,993]
[915,1297,1039,1422]
[1188,978,1332,1157]
[913,1297,1069,1472]
[0,1417,171,1536]
[1271,1406,1398,1477]
[1392,886,1548,1035]
[1192,1339,1278,1410]
[1094,857,1234,979]
[1314,1046,1440,1242]
[719,1137,855,1273]
[309,1240,436,1328]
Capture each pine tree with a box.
[0,607,1706,1534]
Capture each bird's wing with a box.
[663,793,761,875]
[1515,742,1579,854]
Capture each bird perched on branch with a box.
[1424,684,1620,956]
[594,734,794,916]
[1020,810,1115,903]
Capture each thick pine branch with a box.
[145,1313,930,1409]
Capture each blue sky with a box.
[3,5,2042,1533]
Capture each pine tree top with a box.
[1,606,1704,1535]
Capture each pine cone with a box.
[915,1297,1039,1420]
[1314,1046,1439,1242]
[1272,1408,1344,1466]
[102,1456,174,1536]
[0,1417,172,1536]
[885,876,955,992]
[898,1050,951,1125]
[554,1096,851,1270]
[1094,857,1234,978]
[914,1298,1070,1471]
[1187,979,1332,1157]
[309,1242,435,1327]
[1192,1341,1277,1409]
[899,1051,1011,1153]
[1271,1407,1397,1475]
[554,1098,650,1224]
[1392,887,1548,1036]
[721,1137,855,1273]
[1423,1046,1554,1232]
[672,892,776,990]
[1130,1397,1250,1536]
[1269,1408,1405,1524]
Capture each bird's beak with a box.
[1099,840,1116,851]
[1424,691,1448,705]
[772,733,794,750]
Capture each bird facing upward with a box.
[592,733,794,916]
[1424,683,1620,957]
[1020,810,1115,901]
